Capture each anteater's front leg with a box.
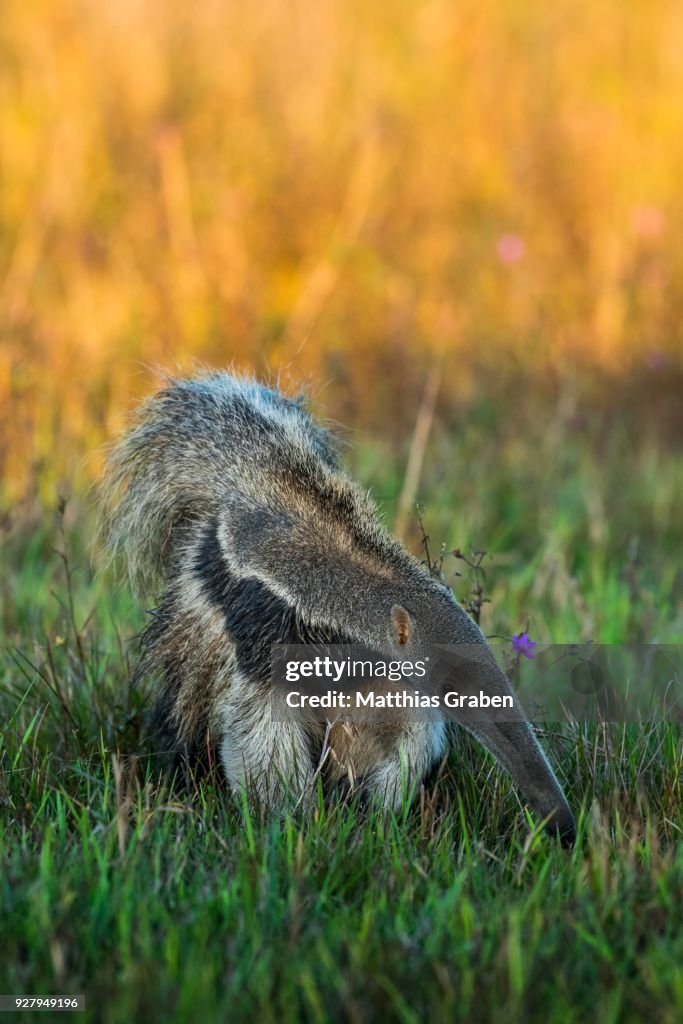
[217,672,316,807]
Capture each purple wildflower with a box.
[511,632,537,659]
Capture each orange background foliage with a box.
[2,0,682,497]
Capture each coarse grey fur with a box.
[100,370,575,844]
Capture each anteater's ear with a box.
[215,497,395,631]
[390,604,413,645]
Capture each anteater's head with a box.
[217,483,576,846]
[374,580,576,846]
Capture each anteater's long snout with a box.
[477,717,576,846]
[551,805,577,848]
[438,650,576,845]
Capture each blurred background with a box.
[2,6,683,1009]
[1,0,681,642]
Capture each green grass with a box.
[1,414,682,1022]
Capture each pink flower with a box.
[511,632,537,659]
[645,350,670,370]
[631,205,664,241]
[497,234,525,264]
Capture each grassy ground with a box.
[1,411,682,1022]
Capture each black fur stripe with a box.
[194,522,356,683]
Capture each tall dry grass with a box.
[2,0,683,498]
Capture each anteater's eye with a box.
[390,604,413,645]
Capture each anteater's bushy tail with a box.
[98,370,339,597]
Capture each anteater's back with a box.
[101,371,436,800]
[103,373,345,593]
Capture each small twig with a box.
[416,505,446,581]
[451,547,490,626]
[395,364,442,539]
[52,496,88,677]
